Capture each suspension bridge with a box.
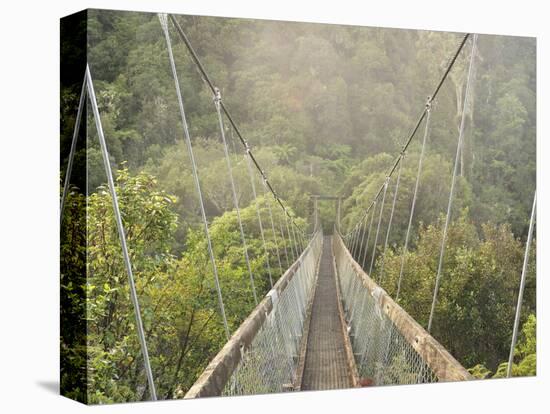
[60,13,537,401]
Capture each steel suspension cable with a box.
[285,214,300,260]
[167,14,305,236]
[288,213,301,259]
[369,179,389,277]
[298,230,307,255]
[279,220,291,268]
[356,218,369,264]
[214,90,259,302]
[354,224,364,258]
[378,156,403,285]
[356,219,366,256]
[86,65,157,400]
[396,105,432,300]
[350,222,361,257]
[267,206,284,273]
[260,177,288,269]
[361,201,377,268]
[295,219,306,251]
[344,33,470,235]
[506,191,536,377]
[159,14,230,340]
[60,72,87,223]
[427,34,478,333]
[243,145,274,288]
[283,208,298,261]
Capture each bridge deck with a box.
[300,235,352,391]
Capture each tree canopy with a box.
[60,9,536,403]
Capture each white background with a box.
[0,0,546,412]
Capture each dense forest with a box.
[60,10,536,403]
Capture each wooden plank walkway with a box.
[300,236,352,391]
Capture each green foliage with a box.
[60,188,88,402]
[67,9,536,241]
[59,9,536,402]
[471,314,536,379]
[379,213,535,370]
[468,364,492,379]
[60,168,304,403]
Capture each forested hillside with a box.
[60,9,536,403]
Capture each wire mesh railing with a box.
[333,231,472,385]
[185,229,323,398]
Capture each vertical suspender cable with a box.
[284,212,297,262]
[506,191,536,377]
[60,73,87,223]
[356,218,369,264]
[362,202,377,268]
[337,198,341,231]
[261,177,289,268]
[244,145,274,288]
[350,225,359,258]
[214,90,259,302]
[428,34,477,333]
[279,220,291,268]
[347,224,354,252]
[396,106,431,300]
[261,183,284,272]
[354,222,364,259]
[378,157,403,284]
[159,14,230,340]
[285,210,300,260]
[369,179,389,277]
[351,224,362,258]
[355,219,366,260]
[290,217,300,256]
[343,33,469,254]
[354,223,362,256]
[267,207,284,274]
[297,228,305,254]
[167,14,305,236]
[282,208,296,260]
[86,65,157,400]
[296,229,304,252]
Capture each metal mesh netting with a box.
[222,230,323,396]
[334,237,438,386]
